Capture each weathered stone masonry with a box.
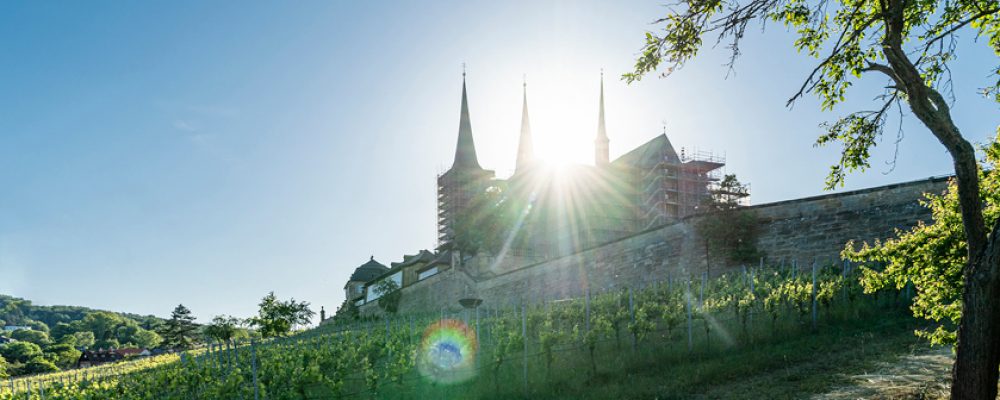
[373,176,950,315]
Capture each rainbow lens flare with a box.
[417,319,478,384]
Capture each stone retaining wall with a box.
[368,176,950,315]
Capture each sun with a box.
[521,72,607,167]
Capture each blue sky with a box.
[0,1,996,322]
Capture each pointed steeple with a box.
[595,70,610,165]
[515,78,535,174]
[451,71,483,170]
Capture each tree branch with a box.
[786,9,878,107]
[862,61,902,86]
[922,7,1000,54]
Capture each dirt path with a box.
[812,346,953,400]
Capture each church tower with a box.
[515,79,535,174]
[595,71,610,166]
[437,72,495,247]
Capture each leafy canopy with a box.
[0,341,43,363]
[204,315,246,343]
[626,0,1000,188]
[845,131,1000,346]
[248,292,314,338]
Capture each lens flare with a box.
[417,319,478,384]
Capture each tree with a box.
[0,298,29,325]
[132,329,162,349]
[627,0,1000,397]
[42,342,81,369]
[78,311,130,348]
[159,304,198,349]
[11,329,50,346]
[203,315,244,343]
[694,174,759,274]
[374,279,403,314]
[0,354,7,379]
[25,320,49,334]
[248,292,314,338]
[0,341,43,363]
[70,331,95,349]
[50,322,76,342]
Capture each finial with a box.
[522,73,526,89]
[370,255,374,261]
[462,63,466,79]
[600,68,604,80]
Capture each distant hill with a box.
[0,294,163,331]
[0,294,169,377]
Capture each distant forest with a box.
[0,294,166,377]
[0,294,163,332]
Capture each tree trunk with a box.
[951,219,1000,400]
[876,1,1000,395]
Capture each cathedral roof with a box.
[612,134,680,167]
[449,76,483,171]
[595,72,610,164]
[515,81,535,174]
[348,256,389,283]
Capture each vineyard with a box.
[0,261,920,399]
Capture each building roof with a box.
[390,250,435,268]
[348,256,389,283]
[427,251,452,267]
[612,134,680,167]
[116,348,145,356]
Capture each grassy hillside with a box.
[0,265,944,399]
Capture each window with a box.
[418,266,439,280]
[366,272,402,302]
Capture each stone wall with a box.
[368,176,950,315]
[753,177,948,264]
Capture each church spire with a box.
[595,70,610,165]
[515,78,535,174]
[451,70,483,170]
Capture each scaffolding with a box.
[436,168,494,247]
[636,149,731,230]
